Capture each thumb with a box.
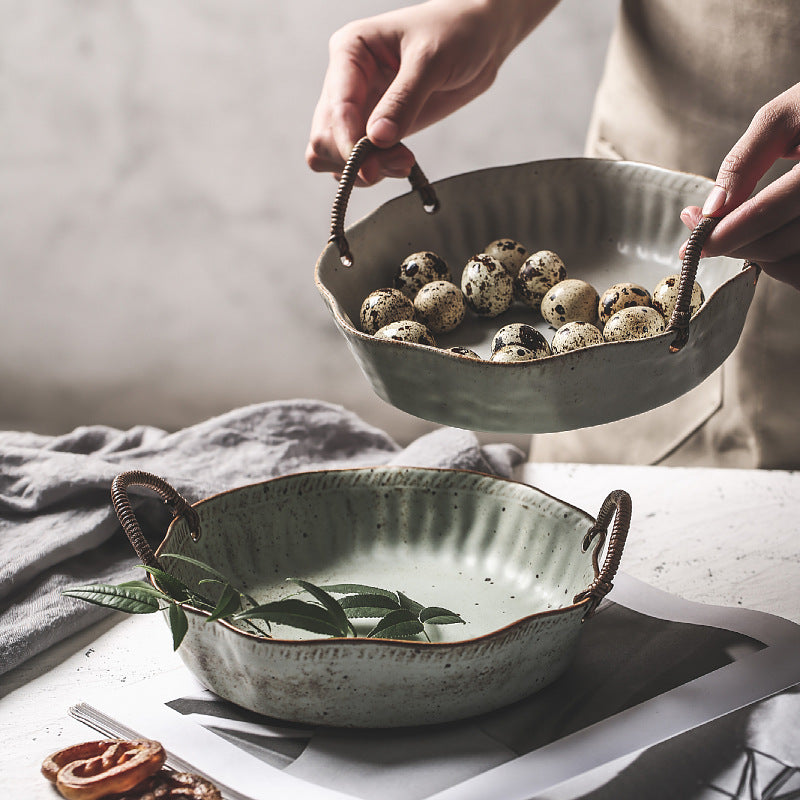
[702,102,797,218]
[366,55,436,148]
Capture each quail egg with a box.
[490,345,541,362]
[598,282,652,325]
[359,288,415,335]
[603,306,666,342]
[652,274,705,322]
[413,280,465,334]
[394,251,451,298]
[515,250,568,309]
[491,322,551,358]
[447,346,482,359]
[541,279,600,329]
[482,239,528,278]
[551,321,604,354]
[460,254,514,317]
[373,319,436,346]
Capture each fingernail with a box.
[702,185,727,217]
[679,208,693,226]
[368,117,400,146]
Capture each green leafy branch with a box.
[63,557,465,651]
[239,581,465,642]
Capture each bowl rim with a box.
[152,464,599,648]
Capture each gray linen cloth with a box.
[0,399,524,676]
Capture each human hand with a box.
[680,82,800,291]
[306,0,558,185]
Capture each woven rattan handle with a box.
[573,489,631,620]
[664,216,719,352]
[111,471,200,568]
[666,216,760,352]
[328,136,440,268]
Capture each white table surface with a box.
[3,462,799,799]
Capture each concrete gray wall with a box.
[1,0,616,443]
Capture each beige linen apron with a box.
[530,0,800,469]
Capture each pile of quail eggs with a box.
[358,239,704,362]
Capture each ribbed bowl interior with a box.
[157,467,597,643]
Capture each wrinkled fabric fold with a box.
[0,400,524,676]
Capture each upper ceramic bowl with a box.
[113,467,630,727]
[315,157,757,433]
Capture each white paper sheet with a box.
[71,572,800,800]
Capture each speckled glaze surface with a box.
[153,466,606,727]
[315,158,757,433]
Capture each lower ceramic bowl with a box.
[315,152,758,433]
[112,467,630,728]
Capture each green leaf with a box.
[419,607,466,625]
[62,584,160,614]
[396,591,424,615]
[118,580,171,599]
[169,603,189,650]
[201,579,259,610]
[184,593,216,613]
[236,599,344,637]
[367,608,424,640]
[207,584,241,622]
[320,583,397,599]
[139,565,192,602]
[234,618,272,637]
[290,579,351,636]
[338,593,400,618]
[159,553,231,584]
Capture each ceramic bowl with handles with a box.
[112,467,630,728]
[315,148,757,434]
